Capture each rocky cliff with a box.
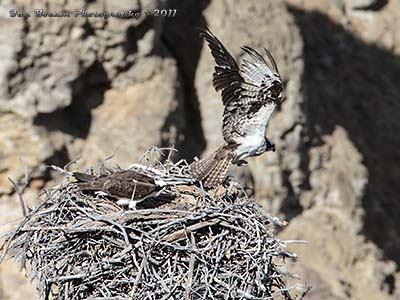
[1,0,399,299]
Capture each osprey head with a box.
[257,138,275,155]
[265,138,276,152]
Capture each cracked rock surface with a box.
[1,0,400,299]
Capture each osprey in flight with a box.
[191,28,283,188]
[73,170,163,209]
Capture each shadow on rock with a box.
[33,61,109,139]
[157,0,210,161]
[288,6,400,266]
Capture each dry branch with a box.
[1,147,308,300]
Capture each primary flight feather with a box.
[191,28,283,187]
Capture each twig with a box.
[98,144,123,174]
[7,159,29,217]
[8,177,27,218]
[0,146,306,299]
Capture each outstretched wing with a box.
[199,28,282,143]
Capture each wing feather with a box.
[199,28,282,144]
[199,28,243,106]
[198,28,239,71]
[74,170,158,199]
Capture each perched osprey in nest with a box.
[191,28,283,188]
[73,170,164,209]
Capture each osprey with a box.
[191,28,283,188]
[73,170,164,209]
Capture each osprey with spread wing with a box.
[190,28,283,188]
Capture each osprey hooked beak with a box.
[266,138,275,152]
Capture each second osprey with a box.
[191,28,283,187]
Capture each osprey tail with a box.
[190,144,235,188]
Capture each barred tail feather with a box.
[190,151,217,180]
[203,154,232,188]
[190,144,235,188]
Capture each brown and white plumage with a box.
[191,28,283,188]
[190,144,236,188]
[73,170,163,209]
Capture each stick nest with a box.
[1,148,306,300]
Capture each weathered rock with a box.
[80,56,185,167]
[196,0,400,299]
[282,1,400,298]
[300,127,367,231]
[0,0,161,117]
[1,0,400,299]
[0,112,55,194]
[1,1,83,117]
[0,260,35,300]
[280,208,397,300]
[0,0,164,186]
[287,0,400,272]
[0,1,177,296]
[286,0,400,54]
[345,0,389,11]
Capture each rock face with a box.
[1,0,400,299]
[81,56,185,166]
